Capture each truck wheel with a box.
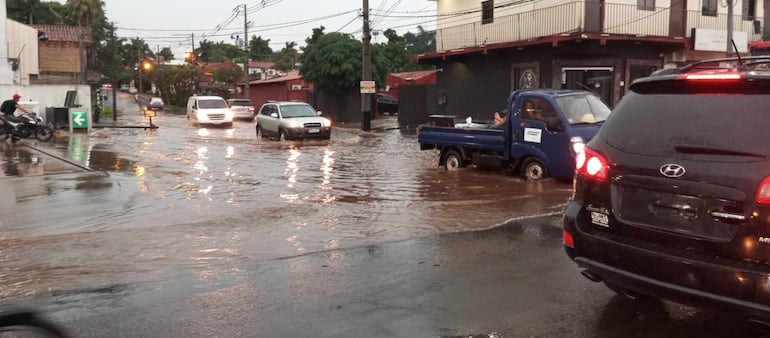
[442,150,464,170]
[278,129,287,141]
[256,125,264,139]
[522,158,548,180]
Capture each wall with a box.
[39,43,80,73]
[0,83,91,114]
[0,0,14,84]
[6,19,40,86]
[248,79,309,109]
[399,85,436,127]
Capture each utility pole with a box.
[726,0,734,57]
[243,3,250,100]
[361,0,372,131]
[191,33,196,94]
[111,22,117,121]
[78,27,86,84]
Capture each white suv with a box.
[186,96,233,127]
[255,101,331,140]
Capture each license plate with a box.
[308,128,320,133]
[590,211,609,228]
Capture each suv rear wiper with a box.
[674,145,765,158]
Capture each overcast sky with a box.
[88,0,437,58]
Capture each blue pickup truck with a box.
[418,89,611,180]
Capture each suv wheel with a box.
[278,129,287,141]
[256,125,264,139]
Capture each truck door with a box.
[510,96,571,177]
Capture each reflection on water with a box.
[0,116,574,305]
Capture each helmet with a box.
[12,94,20,100]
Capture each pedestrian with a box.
[1,93,30,137]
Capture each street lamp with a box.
[185,51,196,93]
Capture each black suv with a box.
[564,56,770,322]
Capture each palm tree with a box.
[65,0,105,28]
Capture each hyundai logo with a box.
[660,163,686,178]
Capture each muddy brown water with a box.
[0,111,573,304]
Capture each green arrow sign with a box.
[71,111,88,128]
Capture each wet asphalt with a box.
[0,93,768,337]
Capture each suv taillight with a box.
[756,176,770,205]
[576,147,609,182]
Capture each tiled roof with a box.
[31,24,91,43]
[249,61,275,69]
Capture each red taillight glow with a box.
[563,230,575,248]
[576,147,609,182]
[684,73,742,81]
[756,176,770,205]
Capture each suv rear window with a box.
[229,100,252,106]
[602,80,770,158]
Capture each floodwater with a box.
[0,104,573,305]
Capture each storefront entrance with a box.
[561,67,613,106]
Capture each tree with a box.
[403,25,436,55]
[197,40,245,62]
[97,21,125,84]
[122,37,153,71]
[65,0,105,28]
[7,0,64,24]
[158,47,174,62]
[151,65,193,107]
[273,42,298,72]
[248,36,272,61]
[300,32,387,93]
[305,26,326,46]
[211,65,243,97]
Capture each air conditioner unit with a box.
[290,84,302,90]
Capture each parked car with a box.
[376,93,398,115]
[563,56,770,322]
[186,96,233,127]
[255,101,331,140]
[227,99,255,121]
[147,97,164,111]
[128,87,138,94]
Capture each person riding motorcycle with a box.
[1,94,30,134]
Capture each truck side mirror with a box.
[270,113,279,118]
[544,117,563,132]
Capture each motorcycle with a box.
[0,112,54,142]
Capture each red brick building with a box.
[31,24,96,84]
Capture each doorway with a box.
[560,67,613,106]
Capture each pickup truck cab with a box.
[418,89,611,180]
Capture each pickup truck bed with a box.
[418,125,505,153]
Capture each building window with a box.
[637,0,655,11]
[743,0,756,20]
[481,0,494,24]
[702,0,717,16]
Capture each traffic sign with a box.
[360,80,376,94]
[71,111,88,128]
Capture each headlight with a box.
[288,121,302,128]
[570,136,585,155]
[322,118,332,127]
[225,110,234,118]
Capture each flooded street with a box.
[0,98,572,310]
